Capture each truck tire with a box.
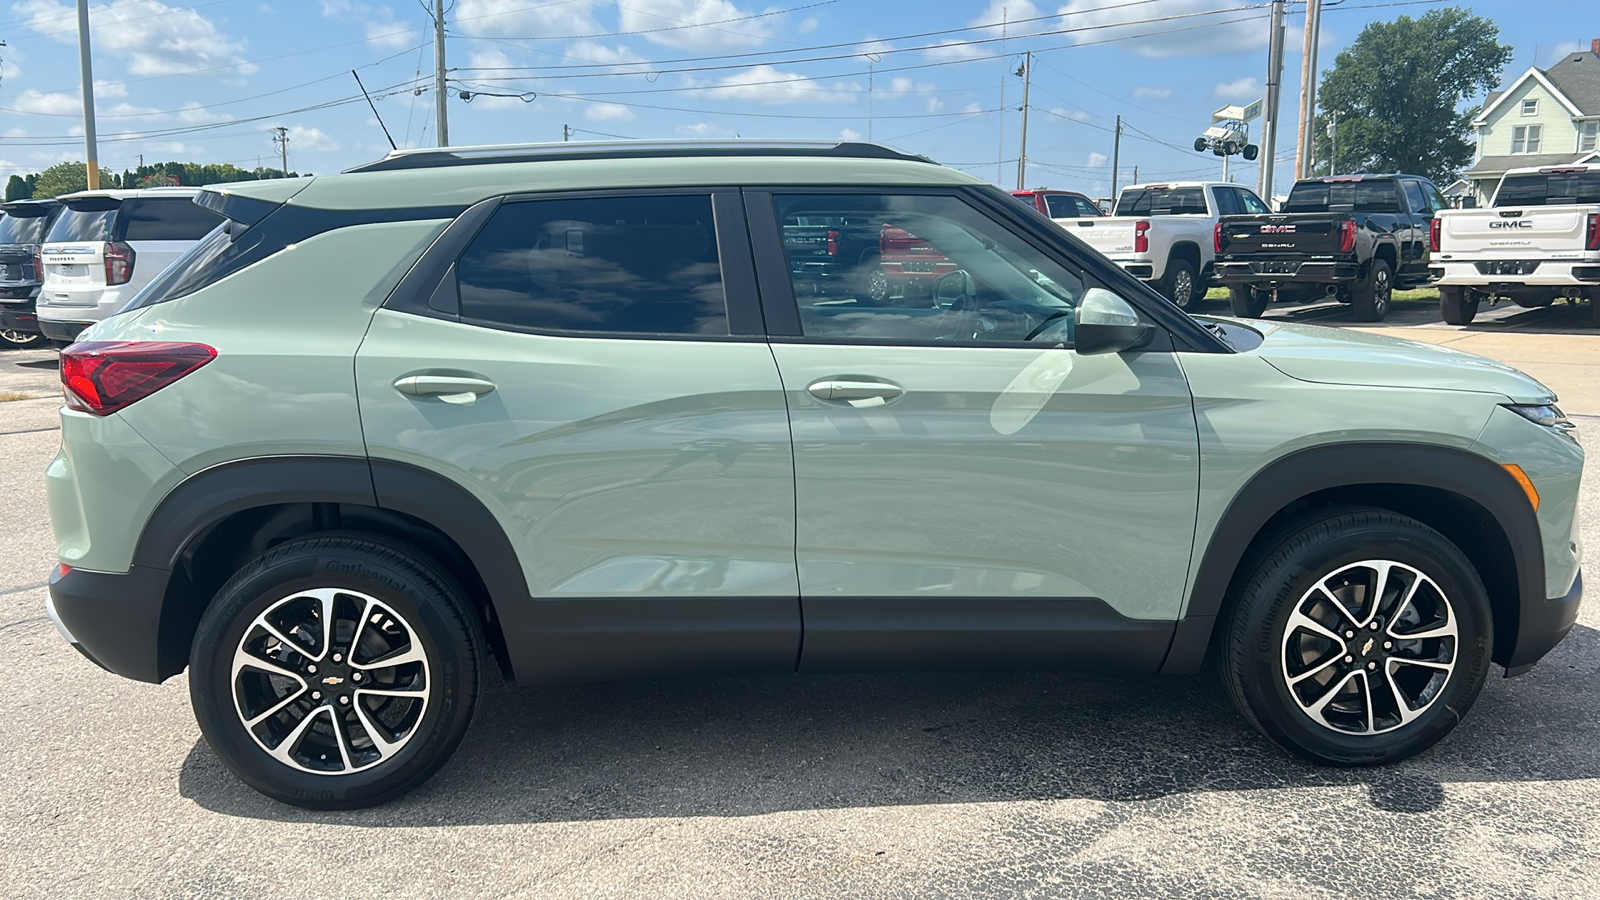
[1228,286,1268,317]
[1351,259,1393,322]
[1438,286,1479,325]
[1161,258,1200,310]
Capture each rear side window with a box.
[1213,188,1243,217]
[1074,196,1102,217]
[1401,180,1428,214]
[455,194,728,336]
[1494,171,1600,207]
[120,198,224,241]
[1114,187,1207,216]
[47,207,116,243]
[1237,189,1271,214]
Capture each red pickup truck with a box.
[1012,189,1104,218]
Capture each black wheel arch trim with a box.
[1161,442,1549,674]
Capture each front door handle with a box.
[394,374,497,404]
[806,378,903,408]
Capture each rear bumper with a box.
[1430,259,1600,288]
[1503,569,1584,677]
[0,304,39,335]
[39,319,88,342]
[1215,260,1361,285]
[47,563,176,684]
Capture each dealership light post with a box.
[76,0,99,189]
[1258,0,1286,201]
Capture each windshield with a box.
[1282,180,1401,213]
[1114,187,1207,216]
[46,207,117,243]
[0,214,48,245]
[1494,171,1600,207]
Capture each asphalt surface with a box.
[3,339,1600,899]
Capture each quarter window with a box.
[1512,124,1542,154]
[455,194,728,336]
[774,193,1086,345]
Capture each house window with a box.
[1582,121,1599,153]
[1512,125,1542,154]
[1521,99,1539,116]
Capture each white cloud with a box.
[618,0,773,50]
[839,127,862,141]
[566,41,648,68]
[927,0,1040,59]
[675,122,737,137]
[584,102,637,122]
[1054,0,1269,59]
[1086,151,1108,167]
[1213,76,1259,101]
[283,125,341,152]
[16,0,255,77]
[10,89,81,116]
[453,0,604,37]
[95,80,129,99]
[699,65,858,104]
[1048,107,1091,122]
[320,0,418,49]
[1131,86,1172,100]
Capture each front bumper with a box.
[47,563,177,684]
[1215,260,1361,285]
[1504,569,1584,677]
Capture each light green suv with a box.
[43,142,1583,809]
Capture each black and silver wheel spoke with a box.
[1280,560,1457,735]
[232,587,432,775]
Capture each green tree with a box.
[1313,7,1511,182]
[31,161,117,198]
[3,175,31,201]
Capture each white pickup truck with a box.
[1431,164,1600,325]
[1060,181,1271,310]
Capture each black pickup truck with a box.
[0,199,61,347]
[1213,174,1445,321]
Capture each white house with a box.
[1460,39,1600,206]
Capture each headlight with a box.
[1505,404,1577,436]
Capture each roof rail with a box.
[343,140,938,173]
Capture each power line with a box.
[453,0,843,43]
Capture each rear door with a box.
[40,202,118,308]
[749,188,1199,673]
[355,189,800,681]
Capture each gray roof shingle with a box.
[1465,151,1594,177]
[1544,51,1600,116]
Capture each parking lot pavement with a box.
[0,348,1597,898]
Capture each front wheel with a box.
[1228,285,1268,317]
[1351,259,1393,321]
[190,534,483,809]
[1161,258,1200,310]
[1221,507,1492,765]
[1438,286,1479,325]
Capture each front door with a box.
[751,189,1200,672]
[355,190,799,681]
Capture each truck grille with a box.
[1474,260,1540,276]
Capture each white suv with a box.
[36,187,224,342]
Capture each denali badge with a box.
[1260,224,1296,234]
[1489,220,1533,229]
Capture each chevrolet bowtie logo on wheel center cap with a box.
[322,676,345,686]
[1361,638,1375,656]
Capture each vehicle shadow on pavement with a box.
[177,622,1600,824]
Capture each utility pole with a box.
[271,126,289,176]
[997,7,1007,185]
[1110,115,1122,200]
[433,0,448,147]
[1015,51,1031,191]
[1327,111,1338,176]
[563,124,571,142]
[1294,0,1323,179]
[1258,0,1286,202]
[75,0,99,190]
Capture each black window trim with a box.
[382,186,766,342]
[745,183,1223,353]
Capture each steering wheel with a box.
[1024,310,1073,341]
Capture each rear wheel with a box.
[0,329,42,348]
[1351,259,1393,321]
[1161,258,1200,310]
[1228,285,1268,317]
[1438,286,1479,325]
[1221,507,1492,765]
[190,534,482,809]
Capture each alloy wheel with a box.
[231,587,432,774]
[1172,270,1195,308]
[1279,560,1457,735]
[1372,267,1391,317]
[0,329,41,347]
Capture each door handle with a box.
[394,374,497,404]
[806,378,903,408]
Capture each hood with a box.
[1219,319,1557,404]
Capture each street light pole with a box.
[1258,0,1286,201]
[433,0,448,147]
[76,0,99,190]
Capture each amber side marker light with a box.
[1502,464,1539,511]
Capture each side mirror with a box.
[934,269,972,308]
[1075,288,1152,355]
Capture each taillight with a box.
[103,241,136,286]
[60,341,216,416]
[1337,219,1357,254]
[32,245,42,278]
[1134,220,1150,254]
[826,229,839,257]
[1429,218,1441,252]
[1213,222,1224,254]
[1587,213,1600,251]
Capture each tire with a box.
[0,329,43,348]
[1438,286,1479,325]
[1228,285,1268,317]
[1351,258,1393,321]
[1592,297,1600,327]
[852,252,882,303]
[1221,506,1493,766]
[1161,257,1200,310]
[190,533,483,809]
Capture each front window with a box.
[774,193,1086,345]
[1521,99,1539,116]
[1512,125,1542,154]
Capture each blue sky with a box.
[0,0,1586,198]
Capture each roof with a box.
[344,140,936,173]
[1474,67,1585,124]
[1545,50,1600,116]
[1464,152,1595,177]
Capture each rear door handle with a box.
[394,374,497,404]
[806,378,903,408]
